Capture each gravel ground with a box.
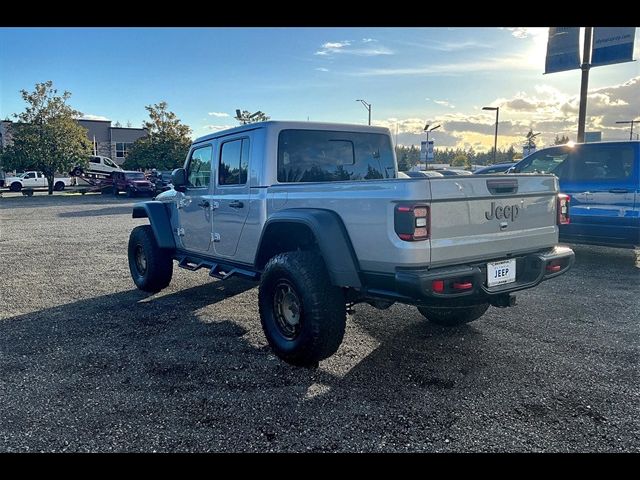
[0,193,639,452]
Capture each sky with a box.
[1,27,639,152]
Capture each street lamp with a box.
[423,123,440,164]
[356,99,371,125]
[616,119,639,141]
[482,106,499,164]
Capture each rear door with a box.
[212,134,252,258]
[558,143,638,246]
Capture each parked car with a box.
[510,141,639,248]
[70,156,122,176]
[434,168,473,176]
[112,170,155,198]
[403,170,445,178]
[0,170,5,188]
[3,171,72,192]
[474,162,518,175]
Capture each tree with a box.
[554,134,570,145]
[114,121,122,128]
[124,102,192,171]
[0,81,92,194]
[451,154,470,169]
[234,109,270,125]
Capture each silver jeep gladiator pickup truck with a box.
[127,121,574,366]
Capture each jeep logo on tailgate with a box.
[485,202,519,222]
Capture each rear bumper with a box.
[363,246,574,306]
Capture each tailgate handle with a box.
[487,178,518,195]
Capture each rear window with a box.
[125,173,145,180]
[561,144,635,182]
[277,129,396,183]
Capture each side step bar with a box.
[176,254,259,281]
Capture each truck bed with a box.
[266,174,560,274]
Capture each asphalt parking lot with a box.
[0,193,638,452]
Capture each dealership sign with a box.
[591,27,636,67]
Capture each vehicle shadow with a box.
[57,206,135,218]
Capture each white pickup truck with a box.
[4,171,73,192]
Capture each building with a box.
[0,118,147,166]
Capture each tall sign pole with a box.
[577,27,593,143]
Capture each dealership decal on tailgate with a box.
[487,259,516,287]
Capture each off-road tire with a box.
[128,225,173,293]
[258,251,346,367]
[417,303,489,327]
[127,187,135,198]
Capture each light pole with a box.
[356,99,371,125]
[616,119,639,141]
[482,106,499,164]
[423,123,440,164]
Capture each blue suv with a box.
[511,141,639,248]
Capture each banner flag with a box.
[591,27,636,67]
[545,27,581,74]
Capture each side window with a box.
[90,157,100,164]
[562,145,634,183]
[187,145,213,188]
[517,148,568,175]
[219,138,250,186]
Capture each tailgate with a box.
[429,175,559,267]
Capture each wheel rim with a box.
[273,280,302,339]
[134,245,147,275]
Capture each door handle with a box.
[198,200,210,209]
[229,200,244,209]
[608,188,628,193]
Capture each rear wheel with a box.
[54,181,65,191]
[127,225,173,293]
[10,182,21,192]
[258,251,346,367]
[417,303,489,327]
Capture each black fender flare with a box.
[132,201,176,250]
[255,209,362,288]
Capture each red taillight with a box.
[557,194,570,225]
[432,280,444,293]
[395,204,430,241]
[546,260,562,273]
[452,281,473,291]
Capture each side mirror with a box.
[171,168,187,191]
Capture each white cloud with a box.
[315,39,393,57]
[315,67,329,72]
[349,55,539,77]
[371,76,639,151]
[428,40,492,52]
[78,114,110,121]
[362,38,376,43]
[506,27,547,39]
[208,111,230,117]
[433,100,455,109]
[202,124,235,132]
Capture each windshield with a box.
[125,173,146,180]
[104,158,119,168]
[517,148,569,174]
